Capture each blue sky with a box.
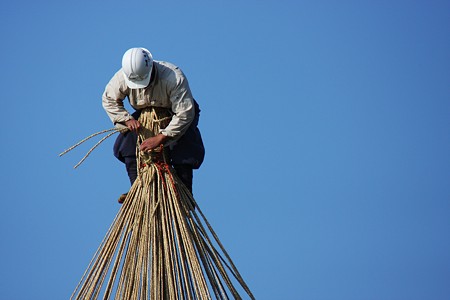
[1,1,449,299]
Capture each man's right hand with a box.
[125,119,141,132]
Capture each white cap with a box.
[121,47,153,89]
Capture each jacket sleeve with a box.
[159,69,195,140]
[102,71,133,124]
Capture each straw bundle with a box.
[65,107,254,300]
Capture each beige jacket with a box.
[102,61,195,140]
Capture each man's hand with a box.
[125,119,141,132]
[140,134,167,152]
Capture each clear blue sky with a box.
[1,1,449,299]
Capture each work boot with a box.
[118,193,128,204]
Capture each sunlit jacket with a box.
[102,60,195,140]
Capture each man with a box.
[102,47,205,203]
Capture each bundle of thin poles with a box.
[61,108,254,300]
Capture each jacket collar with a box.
[146,62,158,89]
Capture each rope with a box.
[69,107,255,299]
[59,128,121,169]
[59,128,118,156]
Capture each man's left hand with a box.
[140,134,167,152]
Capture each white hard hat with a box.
[121,47,153,89]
